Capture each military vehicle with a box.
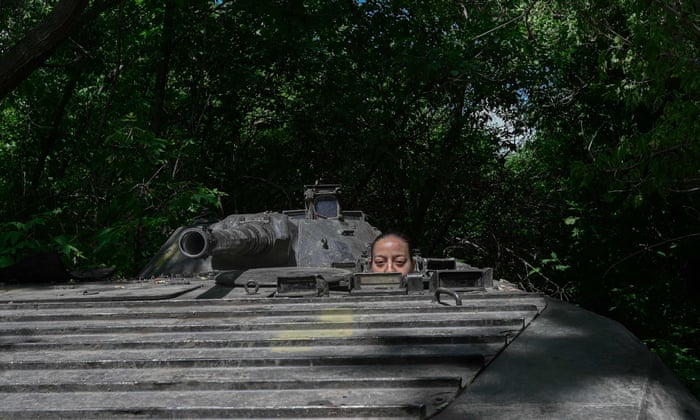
[1,184,698,419]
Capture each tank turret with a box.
[137,184,381,279]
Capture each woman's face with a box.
[370,235,414,276]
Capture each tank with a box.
[0,184,698,419]
[138,183,493,299]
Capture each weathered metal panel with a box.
[0,281,545,418]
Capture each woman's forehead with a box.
[373,237,410,254]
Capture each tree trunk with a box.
[150,0,176,136]
[0,0,88,99]
[27,74,79,210]
[0,0,123,99]
[410,85,467,239]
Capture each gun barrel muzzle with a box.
[178,227,211,258]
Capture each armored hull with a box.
[0,280,543,418]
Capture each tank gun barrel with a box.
[178,222,275,259]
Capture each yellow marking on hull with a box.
[271,310,356,352]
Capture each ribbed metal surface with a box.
[0,283,545,419]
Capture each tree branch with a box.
[603,233,700,278]
[654,0,700,39]
[0,0,123,99]
[503,246,571,300]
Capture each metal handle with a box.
[244,280,260,295]
[434,287,462,306]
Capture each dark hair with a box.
[370,231,413,257]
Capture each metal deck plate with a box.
[0,282,545,418]
[0,281,203,303]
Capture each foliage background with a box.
[1,0,698,397]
